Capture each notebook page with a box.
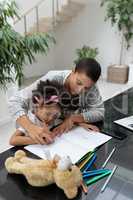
[25,127,111,163]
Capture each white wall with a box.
[0,91,11,124]
[54,0,122,78]
[15,0,69,33]
[15,0,132,79]
[15,0,69,78]
[16,0,68,14]
[123,42,133,65]
[16,0,41,13]
[23,48,55,78]
[15,0,53,34]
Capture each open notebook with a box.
[25,127,112,163]
[114,116,133,131]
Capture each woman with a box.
[8,58,104,144]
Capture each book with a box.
[25,127,112,163]
[114,116,133,131]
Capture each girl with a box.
[9,80,65,146]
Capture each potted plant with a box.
[74,45,99,65]
[101,0,133,83]
[0,0,55,89]
[0,0,55,125]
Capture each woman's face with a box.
[36,105,60,125]
[68,71,94,95]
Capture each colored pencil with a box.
[102,147,116,168]
[83,168,109,175]
[79,153,94,171]
[85,171,112,186]
[81,181,88,195]
[83,153,97,172]
[77,151,93,165]
[101,165,117,193]
[83,169,111,179]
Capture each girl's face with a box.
[36,104,60,125]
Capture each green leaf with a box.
[0,1,55,89]
[101,0,133,49]
[74,46,99,65]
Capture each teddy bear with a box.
[5,150,82,199]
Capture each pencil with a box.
[83,169,111,179]
[81,181,88,195]
[83,168,109,175]
[102,147,116,168]
[77,148,96,164]
[100,165,117,193]
[79,153,93,168]
[85,170,111,186]
[83,153,97,171]
[79,153,94,171]
[77,151,92,165]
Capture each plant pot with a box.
[107,64,129,84]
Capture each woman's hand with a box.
[28,124,54,145]
[79,123,100,132]
[52,117,74,137]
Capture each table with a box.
[1,87,133,200]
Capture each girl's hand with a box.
[28,124,54,145]
[79,123,100,132]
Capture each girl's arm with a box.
[8,71,58,144]
[10,130,37,146]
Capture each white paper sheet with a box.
[25,127,112,163]
[114,116,133,131]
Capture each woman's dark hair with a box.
[75,58,101,82]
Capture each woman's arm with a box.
[78,122,100,132]
[52,85,104,136]
[81,85,105,123]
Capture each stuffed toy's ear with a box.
[53,154,61,166]
[57,156,72,171]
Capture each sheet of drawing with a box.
[25,127,112,163]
